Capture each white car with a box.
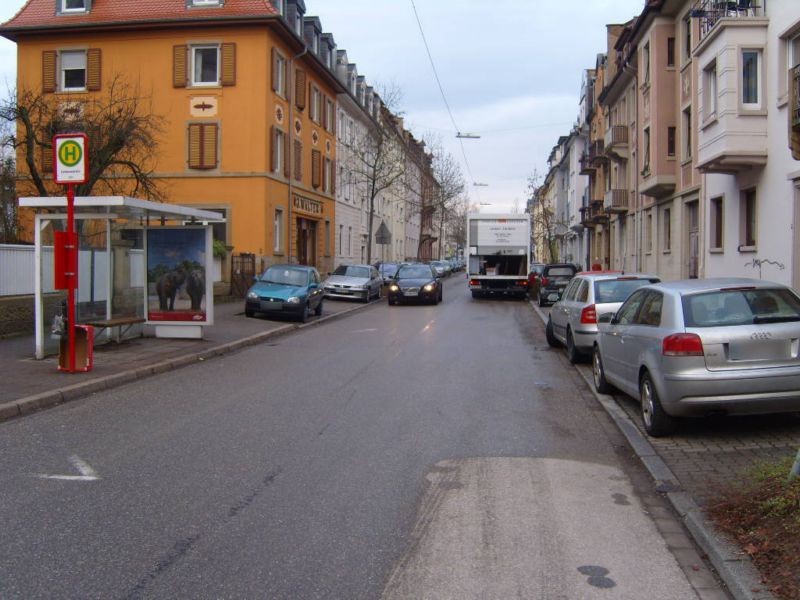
[323,264,383,302]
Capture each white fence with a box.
[1,244,220,297]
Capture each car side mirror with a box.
[597,312,614,324]
[252,276,259,283]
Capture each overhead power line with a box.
[408,0,478,195]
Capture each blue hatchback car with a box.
[245,264,324,322]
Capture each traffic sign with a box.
[53,133,88,184]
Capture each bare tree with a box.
[0,76,164,202]
[425,137,465,259]
[0,153,16,242]
[348,85,407,265]
[527,171,565,264]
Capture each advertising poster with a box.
[146,228,208,323]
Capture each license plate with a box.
[405,291,418,296]
[548,293,559,301]
[729,339,791,361]
[260,301,282,311]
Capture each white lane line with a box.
[353,328,378,333]
[33,454,100,482]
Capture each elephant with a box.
[156,268,186,311]
[186,269,205,311]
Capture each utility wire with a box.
[409,0,478,197]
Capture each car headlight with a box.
[390,284,399,292]
[423,284,434,291]
[247,291,259,300]
[287,296,301,304]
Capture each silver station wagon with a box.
[592,278,800,436]
[546,271,659,363]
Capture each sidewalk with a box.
[0,297,374,421]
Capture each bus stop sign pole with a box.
[53,134,88,373]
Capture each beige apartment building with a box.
[543,0,800,286]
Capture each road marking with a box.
[34,455,100,481]
[353,328,378,333]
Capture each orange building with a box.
[1,0,344,275]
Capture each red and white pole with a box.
[66,182,76,373]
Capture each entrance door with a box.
[296,218,317,267]
[685,201,699,279]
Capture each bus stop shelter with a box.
[20,196,225,359]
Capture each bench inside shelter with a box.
[84,316,145,344]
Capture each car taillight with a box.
[662,333,704,356]
[519,279,528,287]
[469,279,480,286]
[580,304,597,324]
[541,277,549,286]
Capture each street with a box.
[0,276,726,599]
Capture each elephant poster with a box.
[145,228,208,323]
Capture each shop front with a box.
[292,193,324,268]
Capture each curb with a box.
[530,301,774,600]
[0,299,380,425]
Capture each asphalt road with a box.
[0,276,726,599]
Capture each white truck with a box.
[466,213,531,299]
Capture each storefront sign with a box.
[293,194,322,216]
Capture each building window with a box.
[271,0,285,15]
[187,123,219,170]
[324,220,331,256]
[325,98,334,132]
[642,127,650,175]
[667,37,675,67]
[61,0,87,12]
[272,49,286,96]
[682,107,692,160]
[643,42,650,85]
[683,14,692,64]
[310,86,321,123]
[710,196,723,250]
[667,126,676,157]
[272,127,284,173]
[192,0,221,5]
[646,211,653,253]
[741,188,757,248]
[61,50,87,91]
[274,208,284,253]
[662,207,671,252]
[348,226,352,255]
[338,224,343,255]
[703,60,717,120]
[323,158,332,192]
[192,45,219,86]
[742,49,761,109]
[294,139,302,181]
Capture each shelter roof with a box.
[20,196,226,222]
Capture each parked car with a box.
[537,263,579,306]
[323,264,382,302]
[377,262,401,285]
[592,278,800,437]
[430,260,451,277]
[527,263,547,298]
[245,264,324,322]
[388,263,443,305]
[546,272,660,363]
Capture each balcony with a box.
[603,125,628,160]
[589,140,607,166]
[604,188,629,213]
[579,153,596,175]
[590,204,608,224]
[692,0,766,43]
[579,206,595,228]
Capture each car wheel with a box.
[314,299,324,316]
[299,302,309,323]
[592,346,611,394]
[438,290,443,303]
[471,290,480,299]
[640,371,675,437]
[566,329,581,364]
[245,309,255,318]
[388,297,395,306]
[545,317,559,348]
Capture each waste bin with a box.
[58,324,94,372]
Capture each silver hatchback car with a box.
[593,278,800,437]
[546,272,659,363]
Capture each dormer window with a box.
[272,0,285,15]
[191,0,221,6]
[294,13,303,35]
[61,0,87,13]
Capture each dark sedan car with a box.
[537,263,579,306]
[387,263,443,305]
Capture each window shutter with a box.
[188,123,218,170]
[173,45,188,88]
[330,158,336,195]
[271,48,278,92]
[312,149,321,188]
[86,48,101,91]
[41,143,53,173]
[221,43,236,86]
[283,131,290,178]
[295,69,306,110]
[42,51,57,93]
[270,125,276,172]
[294,139,302,181]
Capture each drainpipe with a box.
[287,45,308,265]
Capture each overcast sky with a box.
[0,0,645,212]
